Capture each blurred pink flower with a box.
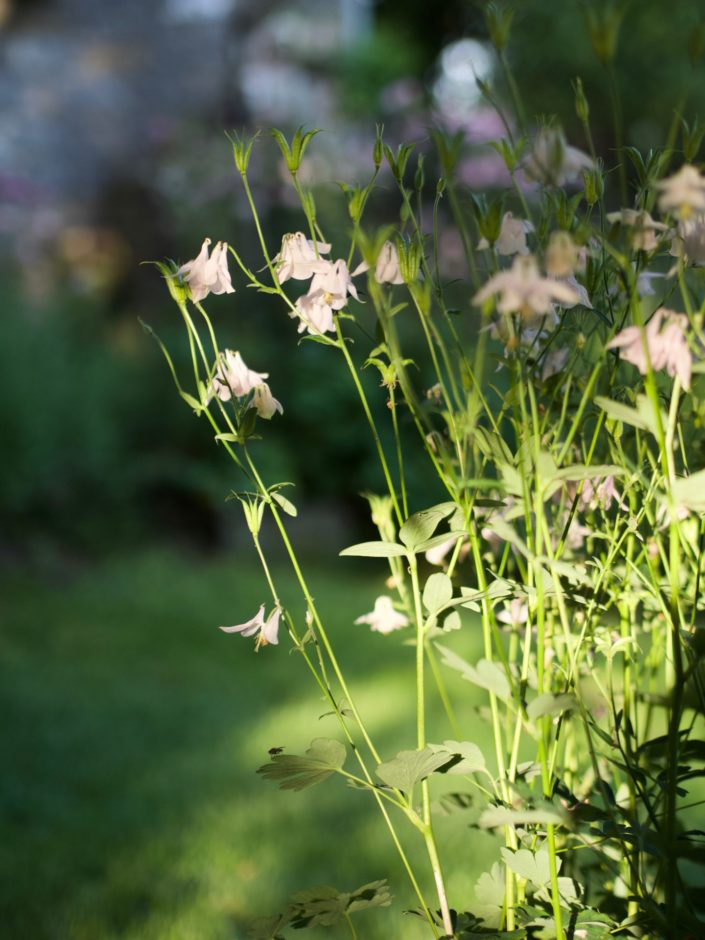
[355,596,409,635]
[375,241,404,284]
[523,128,592,187]
[656,164,705,218]
[478,212,533,256]
[473,255,579,320]
[606,209,668,252]
[606,308,692,389]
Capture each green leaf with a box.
[271,491,297,517]
[500,846,558,885]
[473,862,505,928]
[480,805,565,828]
[436,644,511,701]
[526,693,577,721]
[428,740,487,774]
[345,880,393,914]
[257,738,346,791]
[595,394,665,437]
[423,573,454,613]
[672,469,705,512]
[339,541,408,558]
[399,504,455,549]
[414,530,468,554]
[376,747,450,792]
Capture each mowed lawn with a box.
[1,547,499,939]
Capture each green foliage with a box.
[257,739,346,791]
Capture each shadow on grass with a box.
[1,548,499,940]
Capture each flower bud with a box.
[573,77,590,124]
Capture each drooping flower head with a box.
[208,350,283,418]
[274,232,332,282]
[523,127,592,187]
[354,596,409,635]
[293,258,365,335]
[177,238,235,303]
[656,164,705,219]
[374,241,405,284]
[473,255,580,323]
[606,307,692,390]
[606,209,669,252]
[478,212,533,256]
[220,605,282,650]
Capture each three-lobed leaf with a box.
[257,738,346,791]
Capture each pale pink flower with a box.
[606,209,668,252]
[478,212,533,256]
[579,475,628,512]
[374,241,404,284]
[177,237,235,303]
[523,128,592,187]
[424,536,469,567]
[497,598,528,628]
[209,350,268,401]
[220,605,282,649]
[656,164,705,218]
[293,259,364,335]
[606,308,692,389]
[670,213,705,265]
[355,596,409,635]
[545,231,583,278]
[251,382,283,420]
[274,232,331,282]
[473,255,579,321]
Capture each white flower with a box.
[523,128,592,186]
[293,259,364,335]
[274,232,332,282]
[354,596,409,635]
[545,231,583,278]
[424,536,469,567]
[220,605,282,649]
[497,598,528,627]
[177,238,235,303]
[636,269,666,297]
[251,382,283,420]
[375,241,404,284]
[561,274,592,309]
[656,164,705,218]
[606,308,692,390]
[606,209,669,251]
[473,255,579,321]
[478,212,533,256]
[670,212,705,265]
[209,350,268,401]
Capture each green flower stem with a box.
[409,556,454,939]
[334,319,403,526]
[388,385,409,520]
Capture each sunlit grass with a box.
[1,548,497,939]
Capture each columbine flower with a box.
[220,605,282,649]
[177,238,235,303]
[606,209,669,251]
[274,232,332,282]
[374,241,404,284]
[497,598,528,628]
[209,350,268,401]
[606,307,692,390]
[473,255,579,322]
[656,164,705,218]
[478,212,533,256]
[579,475,628,512]
[523,127,592,187]
[424,536,469,567]
[354,596,409,635]
[541,346,569,380]
[251,382,283,420]
[670,213,705,265]
[293,259,364,335]
[545,231,583,278]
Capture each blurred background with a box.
[3,0,705,937]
